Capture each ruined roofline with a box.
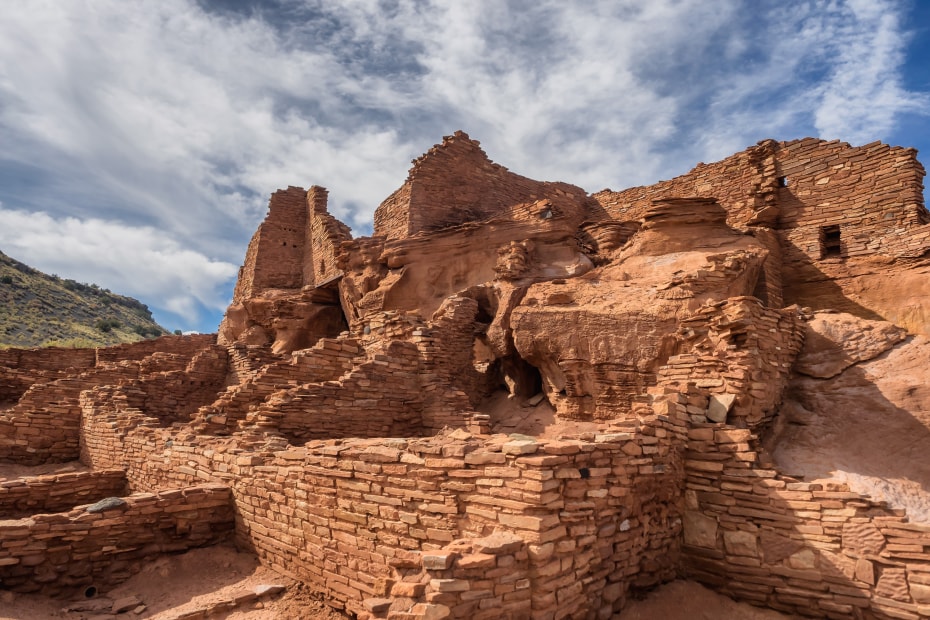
[593,137,924,197]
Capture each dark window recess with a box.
[777,176,789,187]
[820,225,842,258]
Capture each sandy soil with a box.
[481,389,602,438]
[0,460,89,481]
[0,544,348,620]
[1,565,802,620]
[618,580,801,619]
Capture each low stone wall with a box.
[94,334,217,364]
[0,337,221,465]
[0,469,126,519]
[258,341,424,442]
[683,425,930,619]
[0,347,97,374]
[192,337,362,434]
[79,384,691,619]
[0,483,234,597]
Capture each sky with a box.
[0,0,928,333]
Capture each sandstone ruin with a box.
[3,131,930,619]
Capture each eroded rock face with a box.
[794,312,907,379]
[772,334,930,521]
[8,131,930,620]
[511,199,771,420]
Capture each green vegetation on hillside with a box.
[0,249,169,348]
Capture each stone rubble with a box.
[2,131,930,618]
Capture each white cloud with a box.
[0,0,926,331]
[813,0,928,141]
[0,206,238,326]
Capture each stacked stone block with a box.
[75,377,692,618]
[658,297,805,428]
[0,469,126,519]
[0,484,234,596]
[192,337,362,434]
[373,131,589,241]
[683,422,930,619]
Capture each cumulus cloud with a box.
[0,207,238,328]
[0,0,926,331]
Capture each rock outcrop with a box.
[3,131,930,620]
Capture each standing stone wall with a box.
[0,469,127,519]
[94,334,217,364]
[253,340,424,442]
[232,186,309,302]
[373,131,589,241]
[0,348,97,374]
[683,424,930,619]
[592,140,779,228]
[0,484,234,596]
[657,297,805,428]
[305,185,353,285]
[776,138,928,263]
[77,380,691,619]
[0,337,221,465]
[192,337,378,435]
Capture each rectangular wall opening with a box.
[820,225,842,258]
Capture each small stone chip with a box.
[111,594,142,613]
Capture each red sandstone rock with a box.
[3,132,930,620]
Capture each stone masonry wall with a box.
[0,348,96,374]
[592,140,780,229]
[94,334,217,364]
[0,335,214,403]
[306,185,353,286]
[0,366,153,465]
[249,340,424,442]
[0,484,235,597]
[776,138,928,264]
[108,345,229,427]
[0,469,127,519]
[232,186,308,302]
[0,338,220,465]
[78,384,691,619]
[373,131,588,241]
[658,297,805,428]
[683,425,930,619]
[192,337,363,434]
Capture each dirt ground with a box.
[0,544,348,620]
[617,580,801,619]
[0,543,801,620]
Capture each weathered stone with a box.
[706,394,736,423]
[111,595,142,613]
[3,131,930,620]
[683,511,718,548]
[723,530,758,557]
[85,497,128,513]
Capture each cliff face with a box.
[5,132,930,620]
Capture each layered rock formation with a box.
[3,131,930,619]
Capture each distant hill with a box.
[0,249,169,348]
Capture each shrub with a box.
[94,318,121,333]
